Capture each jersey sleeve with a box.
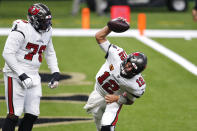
[99,40,125,60]
[44,38,60,73]
[130,86,145,98]
[11,20,27,38]
[2,30,25,76]
[99,40,111,53]
[125,92,136,102]
[124,75,146,98]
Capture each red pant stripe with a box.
[8,76,14,114]
[111,104,122,126]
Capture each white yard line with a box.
[135,35,197,76]
[1,28,197,38]
[1,28,197,75]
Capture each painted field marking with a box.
[1,28,197,38]
[0,28,196,75]
[135,35,197,76]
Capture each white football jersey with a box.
[3,19,59,77]
[95,41,146,100]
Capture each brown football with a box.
[107,18,130,33]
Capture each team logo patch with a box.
[0,94,89,102]
[0,71,93,86]
[109,64,114,71]
[28,6,40,15]
[0,94,92,128]
[0,71,93,128]
[0,117,92,129]
[39,72,92,85]
[36,39,44,43]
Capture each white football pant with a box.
[84,90,122,131]
[4,73,42,116]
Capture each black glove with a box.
[19,73,33,89]
[48,72,60,89]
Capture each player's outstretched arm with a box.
[95,26,111,44]
[95,17,129,44]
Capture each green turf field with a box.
[0,1,197,131]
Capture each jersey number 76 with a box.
[24,42,46,63]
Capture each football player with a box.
[84,21,147,131]
[2,3,60,131]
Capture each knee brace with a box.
[101,125,115,131]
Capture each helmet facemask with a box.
[120,52,147,79]
[36,15,52,31]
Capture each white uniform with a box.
[2,19,59,116]
[84,40,146,131]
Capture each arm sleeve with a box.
[2,31,25,76]
[126,85,145,98]
[99,40,113,59]
[45,39,60,73]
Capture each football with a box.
[107,17,130,33]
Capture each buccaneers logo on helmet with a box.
[27,3,52,32]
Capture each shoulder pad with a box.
[12,19,28,30]
[109,44,124,54]
[11,20,28,38]
[110,44,123,51]
[47,27,52,34]
[123,74,146,97]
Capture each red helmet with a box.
[27,3,52,32]
[120,52,147,78]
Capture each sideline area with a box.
[1,28,197,76]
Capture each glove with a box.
[48,72,60,89]
[19,73,33,89]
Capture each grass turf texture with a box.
[1,36,197,131]
[1,1,197,130]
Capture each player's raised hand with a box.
[48,72,60,89]
[19,73,33,89]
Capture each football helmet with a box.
[120,52,147,78]
[27,3,52,32]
